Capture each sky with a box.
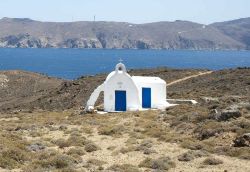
[0,0,250,24]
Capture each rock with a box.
[27,143,45,152]
[233,133,250,147]
[59,125,68,130]
[202,97,219,103]
[215,109,241,121]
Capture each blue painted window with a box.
[142,88,151,108]
[115,90,126,111]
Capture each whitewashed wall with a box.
[132,78,167,109]
[104,71,141,112]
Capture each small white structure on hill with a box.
[86,63,170,112]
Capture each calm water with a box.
[0,48,249,80]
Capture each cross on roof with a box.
[118,58,123,63]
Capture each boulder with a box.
[233,133,250,147]
[27,143,45,152]
[202,97,219,103]
[215,109,241,121]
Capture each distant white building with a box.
[86,63,170,112]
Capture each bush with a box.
[178,150,208,161]
[25,151,77,171]
[98,125,125,136]
[107,164,140,172]
[135,140,155,154]
[67,147,85,156]
[0,156,18,169]
[139,156,176,170]
[84,142,99,152]
[194,121,224,140]
[218,147,250,160]
[53,136,88,148]
[51,155,75,169]
[87,159,106,166]
[203,157,223,165]
[67,135,87,147]
[0,148,29,169]
[120,146,136,154]
[53,138,70,148]
[180,139,203,150]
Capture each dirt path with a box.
[167,71,213,86]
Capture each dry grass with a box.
[23,150,79,171]
[139,156,176,170]
[107,164,140,172]
[84,141,100,152]
[0,104,250,171]
[202,157,223,165]
[67,147,85,156]
[98,124,125,136]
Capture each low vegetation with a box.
[0,68,249,171]
[202,157,223,165]
[139,156,176,170]
[107,164,140,172]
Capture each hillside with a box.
[0,70,63,111]
[0,68,249,112]
[212,17,250,49]
[0,68,249,171]
[0,17,248,50]
[0,68,204,112]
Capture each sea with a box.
[0,48,249,80]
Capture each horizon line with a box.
[1,16,250,25]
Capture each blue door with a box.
[115,90,126,111]
[142,88,151,108]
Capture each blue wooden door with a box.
[115,90,126,111]
[142,88,151,108]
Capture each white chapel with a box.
[86,63,170,112]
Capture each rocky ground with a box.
[0,67,249,171]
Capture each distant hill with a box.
[212,17,250,49]
[0,17,249,50]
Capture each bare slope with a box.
[0,68,204,112]
[0,70,63,111]
[0,17,245,50]
[212,17,250,49]
[0,67,249,113]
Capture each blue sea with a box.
[0,48,249,80]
